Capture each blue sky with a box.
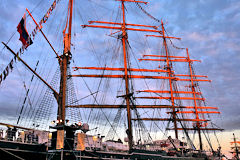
[0,0,239,155]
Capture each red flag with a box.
[17,14,33,48]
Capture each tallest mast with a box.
[74,0,159,151]
[121,0,133,150]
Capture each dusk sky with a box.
[0,0,239,157]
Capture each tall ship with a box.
[0,0,224,159]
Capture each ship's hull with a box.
[0,140,47,160]
[81,150,205,160]
[47,149,206,160]
[0,140,207,160]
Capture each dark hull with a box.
[47,150,205,160]
[0,140,47,160]
[0,140,206,160]
[79,150,205,160]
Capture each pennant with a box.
[15,51,20,61]
[33,29,36,35]
[52,1,56,9]
[33,27,36,34]
[21,46,25,52]
[14,54,17,62]
[3,66,9,80]
[32,28,37,40]
[36,25,40,31]
[29,34,32,41]
[17,13,33,48]
[39,19,44,26]
[9,60,14,70]
[47,8,52,16]
[32,32,35,39]
[43,14,48,23]
[3,70,6,80]
[34,28,38,34]
[0,74,2,85]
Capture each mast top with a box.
[63,0,73,55]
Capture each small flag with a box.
[17,14,33,48]
[0,74,2,85]
[3,66,9,80]
[9,60,14,70]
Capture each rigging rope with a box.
[30,68,60,130]
[135,3,160,23]
[135,2,186,50]
[165,29,186,50]
[66,65,82,124]
[72,61,120,138]
[16,61,39,125]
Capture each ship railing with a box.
[0,129,41,144]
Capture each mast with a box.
[121,0,133,150]
[137,23,223,151]
[75,0,153,150]
[186,48,203,151]
[57,0,73,125]
[161,21,178,139]
[233,133,240,159]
